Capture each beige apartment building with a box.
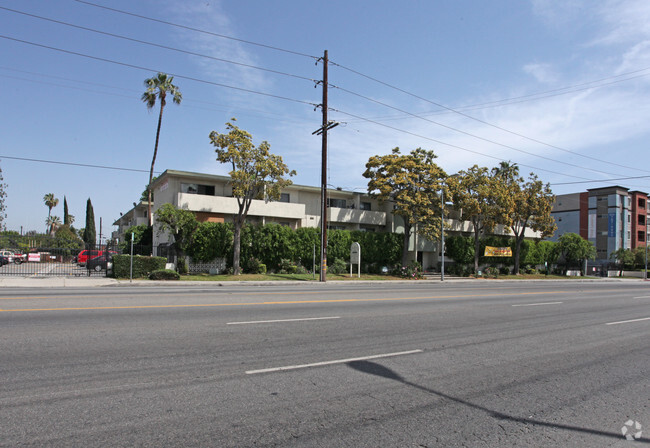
[114,169,540,270]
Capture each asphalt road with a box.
[1,281,649,447]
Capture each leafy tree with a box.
[611,248,635,275]
[447,165,501,274]
[493,164,556,274]
[53,225,83,250]
[83,198,96,246]
[140,176,158,203]
[142,73,182,226]
[154,204,198,270]
[209,120,295,275]
[534,240,559,269]
[445,235,475,267]
[0,163,7,230]
[63,196,69,226]
[556,232,596,274]
[363,147,446,266]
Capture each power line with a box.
[551,175,650,186]
[331,60,650,174]
[330,107,594,181]
[71,0,317,59]
[0,6,317,83]
[0,155,161,174]
[331,84,628,178]
[0,35,318,108]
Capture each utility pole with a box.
[312,50,339,282]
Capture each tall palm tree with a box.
[142,73,182,226]
[43,193,59,232]
[46,215,62,236]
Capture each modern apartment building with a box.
[114,169,541,269]
[551,186,649,262]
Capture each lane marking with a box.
[0,291,569,313]
[512,301,563,307]
[227,316,340,325]
[605,317,650,325]
[245,349,423,374]
[633,296,650,299]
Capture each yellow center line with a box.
[0,290,568,312]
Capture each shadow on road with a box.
[346,360,649,444]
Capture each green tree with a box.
[493,164,556,274]
[447,165,501,274]
[63,196,69,226]
[142,73,182,226]
[45,215,62,236]
[445,235,475,267]
[0,163,7,230]
[556,233,596,274]
[610,248,635,275]
[140,176,158,203]
[53,225,83,250]
[154,204,198,271]
[186,222,233,263]
[83,198,96,246]
[43,193,59,232]
[363,147,446,266]
[209,120,295,275]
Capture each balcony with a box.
[328,207,386,226]
[177,193,305,219]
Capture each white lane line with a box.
[245,349,423,375]
[606,317,650,326]
[512,301,563,307]
[227,316,340,325]
[633,296,650,299]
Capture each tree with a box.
[363,147,446,266]
[140,176,158,203]
[209,120,295,275]
[557,232,596,274]
[0,163,7,230]
[611,248,635,275]
[43,193,59,232]
[63,196,69,226]
[447,165,501,274]
[45,215,62,236]
[83,198,96,246]
[154,204,198,272]
[493,164,556,274]
[142,73,182,226]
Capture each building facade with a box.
[552,186,649,262]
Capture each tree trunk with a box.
[473,230,481,275]
[233,220,242,275]
[401,221,411,267]
[148,104,165,227]
[513,234,524,275]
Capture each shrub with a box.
[328,258,348,274]
[278,258,298,274]
[245,258,266,274]
[149,269,180,280]
[499,266,510,275]
[485,266,499,278]
[113,254,167,278]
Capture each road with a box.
[1,281,649,447]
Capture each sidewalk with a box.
[0,276,644,288]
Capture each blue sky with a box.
[2,0,650,237]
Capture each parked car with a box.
[0,254,9,266]
[76,250,101,267]
[86,253,114,272]
[0,250,26,264]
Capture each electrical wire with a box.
[330,107,594,181]
[0,35,318,108]
[331,84,627,178]
[0,6,317,83]
[331,60,650,174]
[71,0,317,59]
[0,155,161,174]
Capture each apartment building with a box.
[551,186,649,262]
[114,169,541,269]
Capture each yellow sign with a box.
[484,246,512,257]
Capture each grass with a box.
[182,272,406,282]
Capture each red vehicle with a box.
[76,250,117,266]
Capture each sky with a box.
[2,0,650,238]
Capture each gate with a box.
[0,243,118,277]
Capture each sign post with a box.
[350,242,361,278]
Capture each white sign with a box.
[350,242,361,278]
[28,253,40,262]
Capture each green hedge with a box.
[113,254,167,278]
[149,269,180,280]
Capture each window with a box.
[638,231,645,242]
[639,215,646,225]
[279,193,290,203]
[327,198,346,208]
[359,226,375,232]
[181,183,215,196]
[639,198,646,208]
[360,202,371,211]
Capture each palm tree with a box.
[43,193,59,232]
[142,73,182,226]
[46,215,62,235]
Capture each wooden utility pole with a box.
[320,50,328,282]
